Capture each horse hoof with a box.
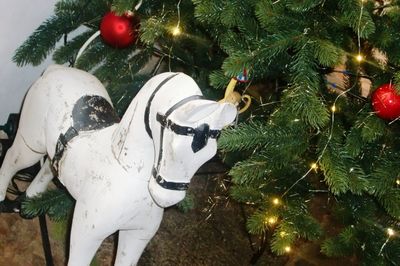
[0,197,20,213]
[15,193,36,219]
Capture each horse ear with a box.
[212,102,237,128]
[178,101,237,128]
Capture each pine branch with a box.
[53,29,97,64]
[319,147,350,195]
[219,121,308,153]
[112,0,139,14]
[74,39,110,71]
[21,189,74,221]
[230,185,264,204]
[140,16,166,45]
[284,0,325,12]
[246,208,280,235]
[270,221,297,255]
[338,0,376,38]
[376,189,400,219]
[321,226,357,257]
[229,156,270,185]
[13,15,74,66]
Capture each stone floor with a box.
[0,213,65,266]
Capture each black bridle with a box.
[144,74,221,191]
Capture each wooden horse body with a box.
[0,65,236,265]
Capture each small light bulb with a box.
[387,228,395,237]
[331,105,336,112]
[267,216,278,225]
[356,54,363,62]
[311,163,318,170]
[272,198,280,206]
[280,231,287,237]
[396,179,400,185]
[284,246,291,253]
[171,26,181,36]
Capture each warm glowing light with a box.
[280,231,287,237]
[356,54,363,62]
[272,198,280,206]
[284,246,291,253]
[396,179,400,185]
[171,25,181,36]
[267,216,278,225]
[387,228,395,237]
[331,105,336,113]
[311,163,318,170]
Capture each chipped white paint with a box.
[0,65,237,266]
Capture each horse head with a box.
[145,73,237,207]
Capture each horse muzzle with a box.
[148,172,187,208]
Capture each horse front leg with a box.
[114,226,161,266]
[68,200,114,266]
[0,133,45,204]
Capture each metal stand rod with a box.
[38,214,54,266]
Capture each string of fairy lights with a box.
[261,0,399,255]
[160,0,400,255]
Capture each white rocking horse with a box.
[0,65,237,266]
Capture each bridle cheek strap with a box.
[151,95,204,191]
[144,74,220,191]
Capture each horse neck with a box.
[111,94,153,174]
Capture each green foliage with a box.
[22,189,74,221]
[112,0,140,14]
[13,16,74,66]
[176,193,195,213]
[199,0,400,263]
[229,185,264,204]
[229,156,269,185]
[321,226,358,257]
[13,0,109,66]
[270,221,297,255]
[338,0,376,38]
[219,121,308,154]
[246,209,274,235]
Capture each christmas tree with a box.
[9,0,400,264]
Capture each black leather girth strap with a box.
[52,127,78,171]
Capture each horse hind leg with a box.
[25,158,53,198]
[0,132,45,202]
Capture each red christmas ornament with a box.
[371,84,400,120]
[100,11,139,48]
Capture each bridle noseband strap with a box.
[152,169,189,191]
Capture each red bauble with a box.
[371,84,400,120]
[100,12,139,48]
